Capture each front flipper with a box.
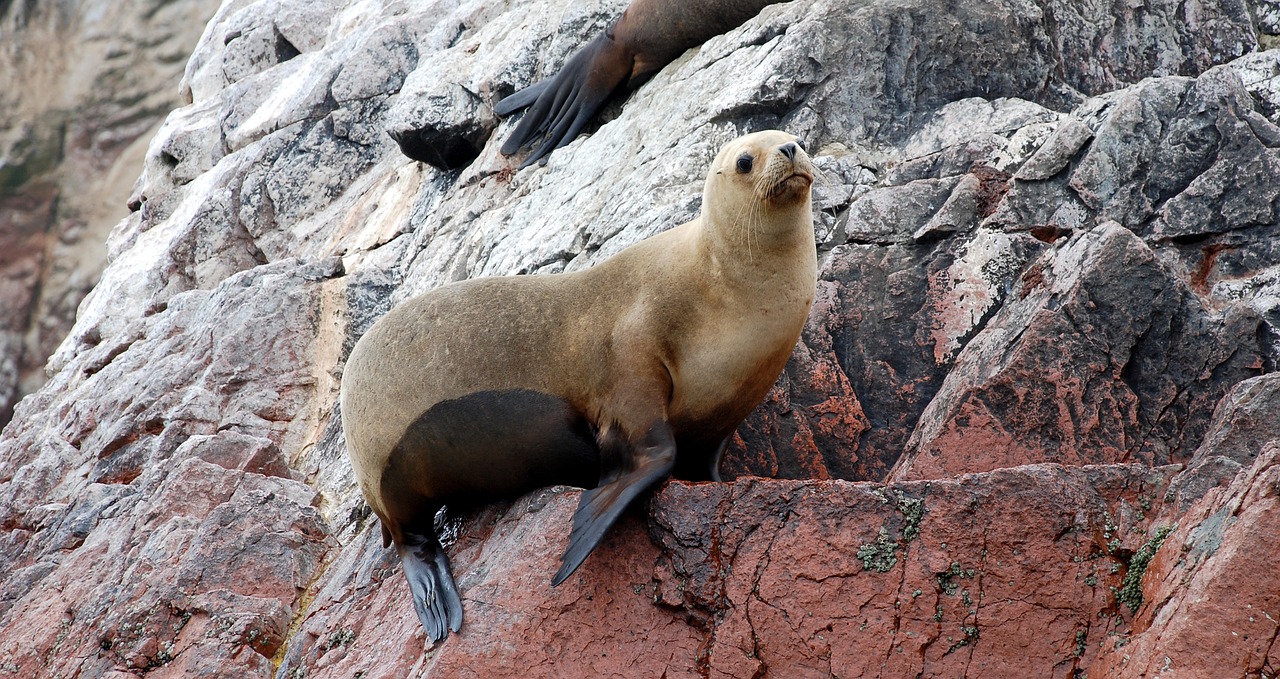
[710,436,730,483]
[551,422,676,586]
[398,530,465,643]
[495,31,634,168]
[491,79,551,118]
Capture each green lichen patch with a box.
[856,491,926,574]
[1115,524,1175,613]
[937,561,975,596]
[322,627,356,651]
[857,528,899,573]
[897,494,925,542]
[944,625,981,654]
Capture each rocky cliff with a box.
[0,0,224,428]
[1,0,1279,677]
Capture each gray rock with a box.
[1015,118,1095,181]
[1204,373,1280,456]
[892,223,1264,481]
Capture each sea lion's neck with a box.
[700,205,814,265]
[689,207,815,312]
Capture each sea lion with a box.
[494,0,780,167]
[340,130,817,642]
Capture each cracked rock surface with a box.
[1,0,1279,676]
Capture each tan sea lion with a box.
[494,0,781,167]
[340,130,817,642]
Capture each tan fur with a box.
[615,0,779,76]
[342,130,816,529]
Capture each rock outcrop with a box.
[0,0,224,428]
[1,0,1279,676]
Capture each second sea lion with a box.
[494,0,781,166]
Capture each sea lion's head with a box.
[704,130,815,241]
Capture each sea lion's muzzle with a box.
[766,141,813,202]
[768,169,813,203]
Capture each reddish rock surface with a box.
[0,260,342,677]
[1092,445,1280,678]
[650,466,1176,679]
[0,453,330,678]
[728,229,1048,483]
[276,490,703,678]
[278,464,1177,678]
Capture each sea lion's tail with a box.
[398,531,464,643]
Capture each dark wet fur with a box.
[383,388,728,619]
[381,389,601,640]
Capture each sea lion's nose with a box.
[779,142,798,161]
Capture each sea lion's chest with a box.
[666,292,808,430]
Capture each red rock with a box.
[1091,445,1280,678]
[276,464,1176,678]
[0,459,329,678]
[652,465,1175,679]
[277,487,702,678]
[174,430,296,479]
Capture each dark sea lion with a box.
[340,130,817,642]
[494,0,781,167]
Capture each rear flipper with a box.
[398,530,464,643]
[551,423,676,586]
[495,31,634,168]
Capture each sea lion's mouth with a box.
[768,170,813,199]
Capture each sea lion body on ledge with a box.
[494,0,780,166]
[340,130,817,642]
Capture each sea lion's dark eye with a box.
[736,154,753,174]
